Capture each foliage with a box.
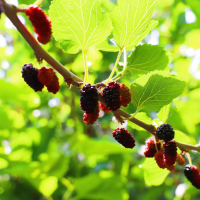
[0,0,200,199]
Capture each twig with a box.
[2,0,83,86]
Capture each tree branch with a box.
[2,0,83,86]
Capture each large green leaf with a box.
[111,0,158,50]
[142,158,170,186]
[49,0,112,53]
[125,44,169,77]
[130,71,186,112]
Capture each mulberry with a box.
[176,154,185,166]
[184,165,200,189]
[156,123,175,142]
[103,82,121,111]
[80,83,98,114]
[83,103,99,125]
[25,5,52,44]
[99,90,110,113]
[144,137,161,157]
[22,63,44,91]
[38,67,60,94]
[112,128,135,148]
[163,140,177,165]
[154,150,167,169]
[154,150,175,171]
[119,83,131,107]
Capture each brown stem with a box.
[2,1,82,86]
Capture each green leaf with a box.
[142,158,170,186]
[125,44,169,77]
[73,173,126,200]
[174,130,196,145]
[96,38,119,52]
[130,71,186,112]
[49,0,112,54]
[157,104,171,123]
[111,0,158,50]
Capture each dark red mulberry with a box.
[163,140,177,165]
[83,103,99,125]
[103,82,121,111]
[119,83,131,107]
[184,165,200,189]
[22,63,44,92]
[112,128,135,148]
[156,123,175,142]
[80,83,98,114]
[25,5,52,44]
[144,137,161,157]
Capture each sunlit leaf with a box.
[111,0,158,50]
[142,158,170,186]
[49,0,112,53]
[125,44,169,77]
[130,71,186,112]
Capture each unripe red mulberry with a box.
[119,83,131,107]
[22,63,44,91]
[38,67,60,94]
[25,5,52,44]
[112,128,135,148]
[83,103,99,125]
[103,82,121,111]
[144,137,161,157]
[184,165,200,189]
[80,83,98,114]
[38,67,54,86]
[155,150,166,169]
[176,154,185,166]
[154,150,175,171]
[156,123,175,142]
[46,74,60,94]
[163,140,177,165]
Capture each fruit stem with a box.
[33,0,43,6]
[105,48,123,83]
[111,48,127,82]
[82,48,88,85]
[123,47,127,72]
[185,152,192,166]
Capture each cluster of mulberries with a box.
[184,165,200,189]
[112,128,135,148]
[25,5,52,44]
[100,82,131,112]
[144,137,161,157]
[22,64,60,94]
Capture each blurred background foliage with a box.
[1,0,200,199]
